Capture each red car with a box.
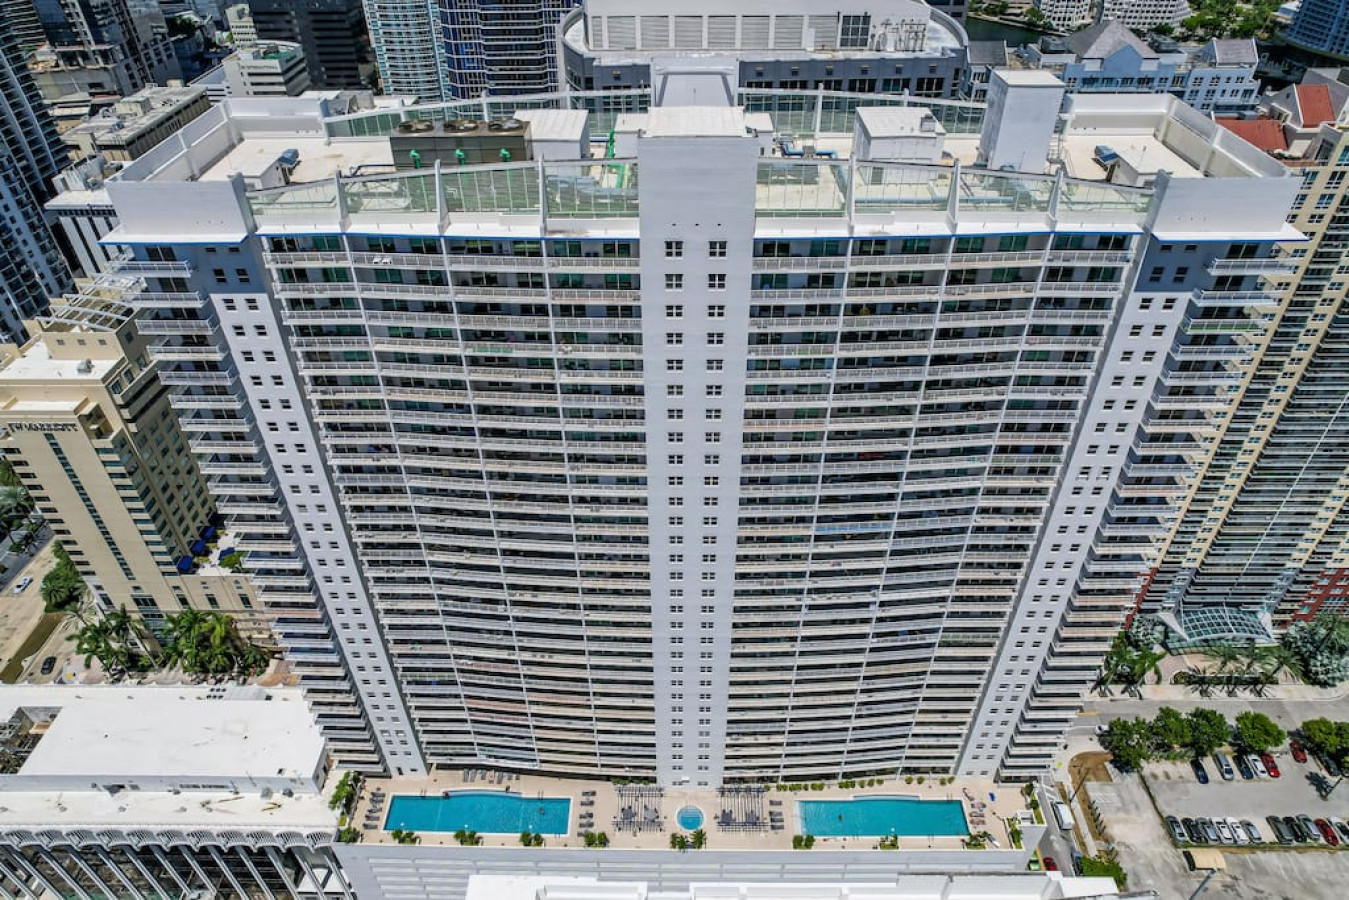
[1261,753,1281,778]
[1291,740,1309,764]
[1317,819,1341,846]
[1043,856,1059,871]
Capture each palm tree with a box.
[0,484,30,529]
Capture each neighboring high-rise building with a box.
[0,684,351,899]
[1286,0,1349,62]
[561,0,970,100]
[225,2,257,45]
[98,76,1295,782]
[21,0,181,100]
[360,0,446,98]
[1141,85,1349,638]
[223,40,313,96]
[0,285,269,641]
[0,12,72,342]
[439,0,575,98]
[248,0,370,89]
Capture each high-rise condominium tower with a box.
[440,0,575,98]
[100,73,1296,782]
[0,12,71,342]
[362,0,450,100]
[248,0,372,89]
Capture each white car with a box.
[11,576,31,594]
[1247,754,1269,778]
[1214,819,1235,843]
[1226,817,1249,845]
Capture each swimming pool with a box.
[676,805,704,830]
[798,796,967,837]
[384,791,571,835]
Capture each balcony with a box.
[1205,257,1299,276]
[128,291,206,310]
[137,318,215,336]
[1191,287,1281,308]
[107,258,193,277]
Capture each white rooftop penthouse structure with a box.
[0,684,350,898]
[97,80,1297,785]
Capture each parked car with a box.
[1299,814,1322,843]
[1323,754,1343,778]
[1214,819,1235,844]
[1246,754,1268,778]
[1236,755,1255,780]
[12,576,32,594]
[38,656,55,675]
[1184,818,1205,844]
[1330,817,1349,843]
[1191,758,1211,784]
[1199,817,1221,843]
[1166,816,1187,842]
[1241,820,1262,844]
[1317,819,1341,846]
[1225,817,1248,845]
[1267,815,1294,845]
[1290,740,1309,764]
[1213,752,1236,781]
[1260,752,1281,778]
[1042,856,1058,872]
[1284,816,1308,843]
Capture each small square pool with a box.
[384,791,571,835]
[799,796,968,837]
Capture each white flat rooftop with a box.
[13,687,322,782]
[0,338,119,383]
[1061,132,1203,180]
[857,106,947,138]
[199,135,393,184]
[643,107,750,138]
[465,874,1125,900]
[515,108,589,142]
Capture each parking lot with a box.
[1146,751,1349,840]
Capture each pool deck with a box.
[352,771,1029,853]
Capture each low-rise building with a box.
[1024,21,1259,115]
[222,41,312,97]
[0,684,349,899]
[61,84,212,162]
[0,286,267,642]
[226,3,258,46]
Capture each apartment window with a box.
[708,274,727,290]
[668,385,683,396]
[666,332,684,346]
[706,385,723,396]
[708,240,727,257]
[665,240,684,258]
[708,304,725,318]
[666,274,684,290]
[666,304,683,318]
[667,360,684,371]
[707,359,723,371]
[708,332,725,345]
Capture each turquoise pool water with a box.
[799,796,968,837]
[384,791,571,835]
[677,806,704,830]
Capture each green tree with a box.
[1100,717,1152,772]
[159,609,269,677]
[1232,711,1285,754]
[1079,855,1127,889]
[690,828,706,849]
[40,560,85,614]
[670,833,688,850]
[1150,706,1191,753]
[68,606,152,677]
[1282,614,1349,686]
[1300,717,1349,765]
[1185,708,1230,757]
[391,829,419,845]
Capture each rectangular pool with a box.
[799,796,968,837]
[384,791,571,835]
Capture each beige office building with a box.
[0,282,267,641]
